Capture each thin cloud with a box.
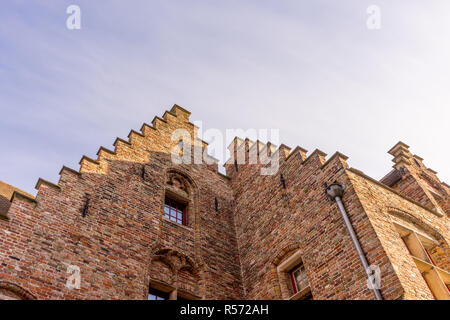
[0,0,449,194]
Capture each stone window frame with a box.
[393,221,450,300]
[276,249,312,300]
[163,170,197,229]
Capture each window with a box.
[164,171,194,227]
[164,196,187,225]
[276,249,313,300]
[394,222,450,300]
[290,264,309,294]
[148,288,169,300]
[148,280,200,300]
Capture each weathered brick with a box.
[0,106,448,300]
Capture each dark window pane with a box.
[164,196,187,226]
[148,288,168,300]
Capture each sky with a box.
[0,0,449,194]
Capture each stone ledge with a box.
[59,166,81,176]
[35,178,61,191]
[163,216,193,231]
[96,146,116,156]
[286,146,308,161]
[79,155,100,165]
[113,137,132,147]
[321,151,349,169]
[10,190,37,204]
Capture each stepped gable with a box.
[225,134,349,179]
[381,141,449,216]
[0,180,34,218]
[0,105,448,301]
[3,104,220,220]
[0,104,242,300]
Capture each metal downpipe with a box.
[326,183,383,300]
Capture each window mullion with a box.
[421,266,450,300]
[403,232,431,263]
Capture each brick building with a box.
[0,105,448,300]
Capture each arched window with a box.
[163,170,196,227]
[275,248,313,300]
[148,248,203,300]
[391,218,450,300]
[0,282,36,300]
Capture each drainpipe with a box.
[325,183,383,300]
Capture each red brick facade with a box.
[0,105,448,300]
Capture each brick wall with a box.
[225,141,404,300]
[346,169,449,299]
[0,106,448,300]
[0,105,242,299]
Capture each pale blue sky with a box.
[1,0,449,194]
